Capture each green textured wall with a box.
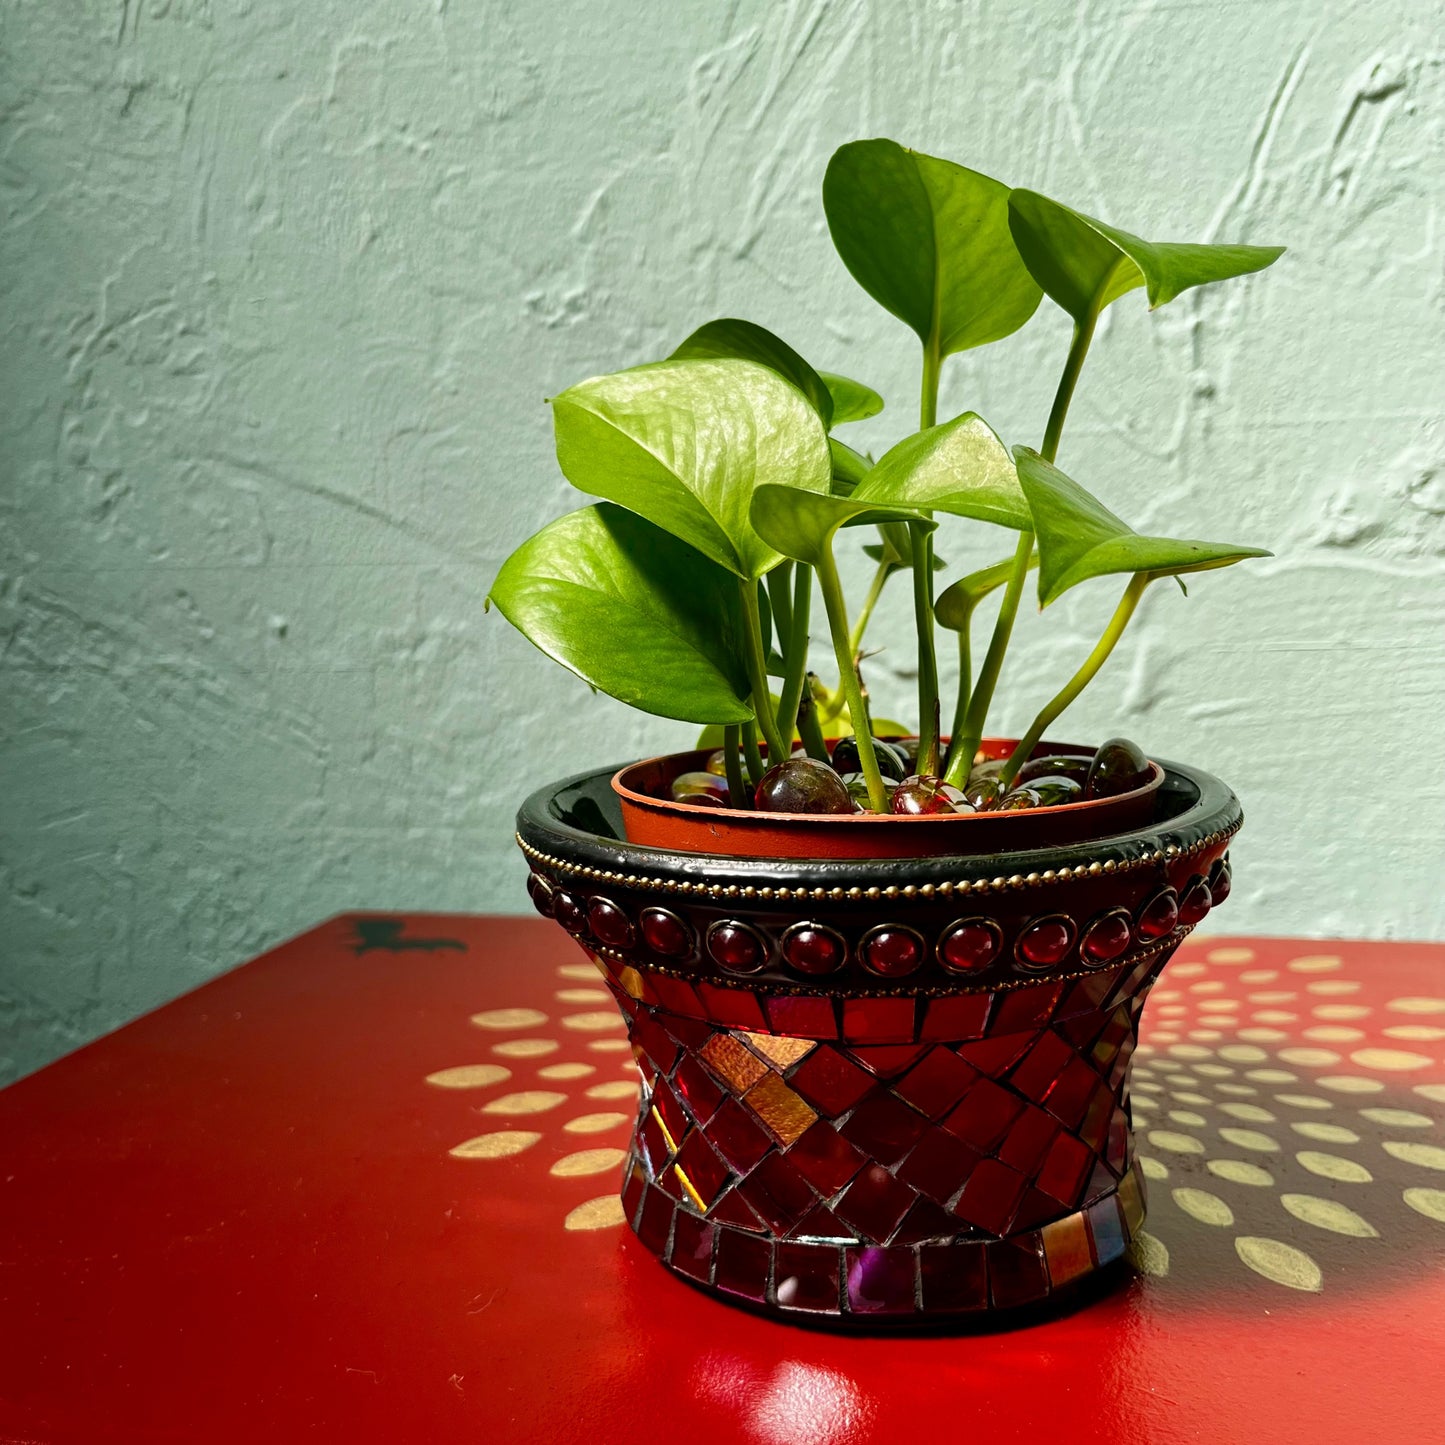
[2,2,1442,1083]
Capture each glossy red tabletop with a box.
[2,916,1442,1444]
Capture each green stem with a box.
[816,547,889,811]
[910,524,940,775]
[941,310,1101,788]
[920,335,942,430]
[773,563,813,747]
[766,562,793,654]
[848,558,893,661]
[741,718,765,787]
[738,577,787,763]
[797,674,829,760]
[947,607,975,761]
[999,574,1151,788]
[944,529,1034,788]
[722,724,750,810]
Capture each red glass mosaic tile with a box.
[706,1185,766,1231]
[1084,1158,1119,1204]
[834,1164,918,1242]
[787,1047,877,1114]
[1044,1054,1104,1127]
[704,1097,774,1176]
[762,993,837,1039]
[1012,1185,1069,1232]
[638,1108,673,1174]
[890,1195,961,1245]
[942,1077,1024,1153]
[896,1128,981,1206]
[621,1158,647,1225]
[1007,1030,1076,1102]
[918,990,992,1041]
[637,1183,675,1256]
[693,981,770,1031]
[658,1009,714,1052]
[996,1103,1060,1174]
[786,1121,869,1197]
[956,1033,1033,1075]
[986,1236,1050,1309]
[774,1242,843,1312]
[1078,1083,1116,1151]
[988,981,1064,1034]
[674,1128,732,1205]
[1034,1129,1093,1205]
[787,1202,849,1240]
[650,1077,689,1147]
[1085,1195,1127,1266]
[849,1043,930,1077]
[713,1227,772,1302]
[644,973,706,1020]
[953,1157,1028,1236]
[667,1207,716,1283]
[838,1093,930,1168]
[656,1162,686,1201]
[630,1012,682,1077]
[893,1047,978,1119]
[919,1240,989,1312]
[841,996,918,1043]
[734,1153,819,1235]
[845,1245,918,1313]
[1056,965,1126,1019]
[1040,1212,1093,1290]
[672,1053,726,1125]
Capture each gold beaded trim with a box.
[515,820,1239,905]
[587,926,1191,1000]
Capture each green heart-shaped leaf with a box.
[934,553,1036,631]
[670,318,834,427]
[1014,447,1271,605]
[820,371,884,425]
[552,358,832,581]
[829,436,873,495]
[1007,190,1285,324]
[853,411,1031,532]
[750,486,924,569]
[823,139,1043,357]
[487,504,753,725]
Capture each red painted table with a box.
[2,916,1442,1444]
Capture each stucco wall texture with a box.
[2,2,1442,1083]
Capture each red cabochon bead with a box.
[526,873,555,917]
[1080,910,1132,963]
[1178,878,1213,927]
[782,924,846,977]
[553,891,586,934]
[938,919,1002,974]
[1136,889,1180,941]
[1209,858,1232,905]
[1016,916,1075,969]
[639,907,691,958]
[708,922,766,973]
[860,927,923,978]
[587,897,634,949]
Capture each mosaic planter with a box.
[515,751,1240,1325]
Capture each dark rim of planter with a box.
[517,754,1239,895]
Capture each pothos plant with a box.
[488,138,1280,819]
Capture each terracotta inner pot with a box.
[613,738,1163,859]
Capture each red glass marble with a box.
[1136,889,1180,941]
[640,906,692,957]
[1179,877,1213,926]
[781,923,846,976]
[525,872,555,916]
[859,926,924,978]
[938,918,1002,973]
[890,775,970,815]
[706,921,767,973]
[1209,856,1232,904]
[552,891,586,934]
[1016,916,1075,970]
[1080,909,1132,963]
[586,896,634,948]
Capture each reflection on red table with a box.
[1,916,1441,1443]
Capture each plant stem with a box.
[797,674,830,760]
[920,335,942,430]
[766,563,793,653]
[722,724,750,810]
[816,547,890,811]
[741,718,765,787]
[941,311,1101,787]
[999,574,1151,788]
[946,607,975,761]
[910,524,940,774]
[848,558,893,661]
[773,563,813,748]
[738,576,787,763]
[944,528,1034,788]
